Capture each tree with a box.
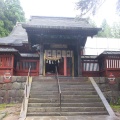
[5,0,25,24]
[0,0,25,37]
[77,0,120,17]
[111,22,120,38]
[97,19,112,38]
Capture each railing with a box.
[19,66,32,120]
[23,66,31,109]
[89,77,115,116]
[55,66,62,113]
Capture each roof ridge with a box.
[9,23,23,36]
[30,16,88,22]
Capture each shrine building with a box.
[0,16,120,77]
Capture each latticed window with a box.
[16,61,37,70]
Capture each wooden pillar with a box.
[77,39,82,76]
[39,44,44,76]
[64,57,67,76]
[11,55,14,75]
[105,57,108,77]
[72,55,74,77]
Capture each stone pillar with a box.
[39,44,44,76]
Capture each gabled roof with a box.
[0,23,28,46]
[22,16,101,35]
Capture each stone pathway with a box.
[25,115,120,120]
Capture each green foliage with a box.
[77,0,120,16]
[0,0,25,37]
[111,104,120,113]
[97,19,120,38]
[77,0,105,16]
[111,22,120,38]
[5,0,25,23]
[0,103,15,110]
[97,19,112,38]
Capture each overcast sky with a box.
[20,0,79,18]
[20,0,120,26]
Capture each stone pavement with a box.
[25,115,120,120]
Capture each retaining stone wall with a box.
[0,76,26,103]
[93,77,120,103]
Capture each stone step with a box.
[30,87,95,91]
[29,94,99,99]
[32,81,91,85]
[32,77,88,81]
[32,82,57,87]
[59,81,91,84]
[60,84,92,87]
[29,98,101,103]
[27,77,108,117]
[32,79,90,82]
[28,102,104,107]
[27,107,105,112]
[30,91,97,95]
[31,85,93,90]
[27,111,108,116]
[31,86,58,91]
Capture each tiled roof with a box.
[81,55,98,59]
[20,53,39,57]
[0,23,28,46]
[97,51,120,58]
[0,48,18,52]
[102,51,120,55]
[23,16,101,31]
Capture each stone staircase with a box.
[27,77,108,116]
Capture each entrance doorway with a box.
[44,50,74,76]
[45,58,61,75]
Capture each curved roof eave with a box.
[0,23,28,46]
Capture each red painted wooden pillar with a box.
[11,55,14,75]
[64,57,67,76]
